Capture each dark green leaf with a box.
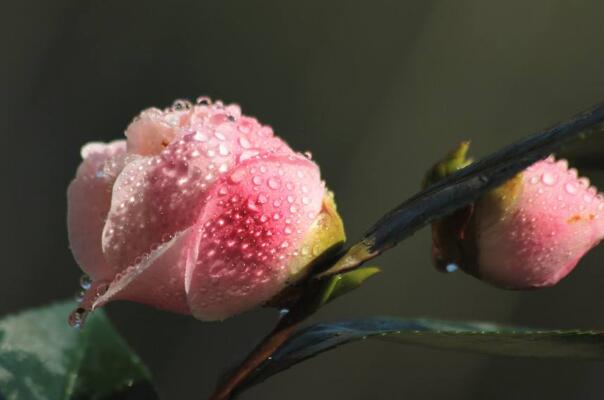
[0,301,154,400]
[240,317,604,391]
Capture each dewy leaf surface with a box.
[0,301,154,400]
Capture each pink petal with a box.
[102,103,295,274]
[186,155,324,320]
[92,227,201,314]
[67,140,127,280]
[125,108,180,156]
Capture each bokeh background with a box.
[4,1,604,399]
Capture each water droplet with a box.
[218,143,230,156]
[218,163,228,173]
[284,227,292,235]
[229,169,245,184]
[304,151,312,159]
[302,196,310,205]
[281,241,289,248]
[218,186,229,196]
[257,193,268,204]
[193,131,208,142]
[273,212,281,220]
[239,150,260,162]
[215,132,226,141]
[529,176,539,185]
[172,99,192,111]
[74,290,85,302]
[238,136,251,149]
[289,205,297,213]
[565,182,577,195]
[252,176,263,186]
[196,96,212,105]
[541,172,557,186]
[286,195,295,204]
[207,149,216,158]
[68,307,88,328]
[445,263,458,273]
[268,177,282,190]
[247,198,260,212]
[79,274,92,290]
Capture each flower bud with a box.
[428,144,604,289]
[67,98,345,322]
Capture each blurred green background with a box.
[3,1,604,399]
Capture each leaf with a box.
[239,317,604,391]
[0,301,156,400]
[320,102,604,277]
[317,267,380,306]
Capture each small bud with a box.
[428,144,604,289]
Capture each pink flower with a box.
[431,152,604,289]
[67,98,345,324]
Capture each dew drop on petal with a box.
[218,143,230,156]
[195,96,212,105]
[229,169,245,184]
[257,193,268,204]
[565,182,578,195]
[193,131,208,142]
[541,172,556,186]
[268,177,281,190]
[239,150,260,162]
[238,137,251,149]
